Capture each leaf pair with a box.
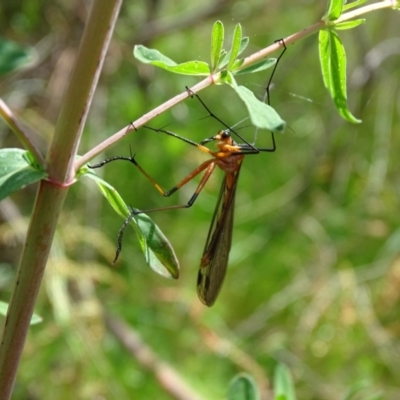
[319,0,366,123]
[85,169,180,279]
[227,365,296,400]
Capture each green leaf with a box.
[322,0,344,21]
[84,170,179,279]
[234,58,276,75]
[237,37,249,57]
[0,301,42,325]
[211,20,224,72]
[219,70,237,86]
[134,44,176,65]
[335,19,365,30]
[0,148,47,201]
[227,24,242,71]
[273,364,296,400]
[152,61,210,75]
[231,58,245,71]
[0,36,35,76]
[227,373,260,400]
[134,45,210,76]
[218,37,249,70]
[318,29,361,123]
[343,0,366,11]
[232,84,286,132]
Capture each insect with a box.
[90,41,286,306]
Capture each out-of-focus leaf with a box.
[0,36,35,76]
[0,148,47,201]
[0,301,42,325]
[227,373,260,400]
[273,364,296,400]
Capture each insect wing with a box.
[197,168,241,306]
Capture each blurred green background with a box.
[1,1,400,399]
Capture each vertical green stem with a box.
[0,182,67,399]
[0,0,122,398]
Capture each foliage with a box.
[134,21,286,132]
[0,0,400,399]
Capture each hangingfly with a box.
[89,119,277,306]
[89,41,287,306]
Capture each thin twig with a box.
[0,98,45,165]
[76,0,397,169]
[106,314,206,400]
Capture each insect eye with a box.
[220,130,230,138]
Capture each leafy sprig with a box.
[134,21,286,133]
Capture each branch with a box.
[106,314,206,400]
[0,98,45,165]
[76,0,399,171]
[0,1,123,398]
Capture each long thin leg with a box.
[113,161,217,263]
[142,125,204,149]
[265,39,287,105]
[253,39,287,149]
[91,148,217,198]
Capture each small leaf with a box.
[231,58,245,71]
[318,29,361,123]
[0,301,42,325]
[0,36,35,76]
[335,19,365,30]
[134,45,176,65]
[134,45,210,75]
[227,24,243,70]
[273,364,296,400]
[227,373,260,400]
[219,70,236,86]
[322,0,343,21]
[234,58,276,75]
[0,148,47,201]
[151,61,210,75]
[237,37,249,56]
[211,21,224,72]
[233,85,286,132]
[84,170,179,279]
[219,37,249,70]
[343,0,367,11]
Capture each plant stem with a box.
[76,0,399,170]
[0,182,67,399]
[0,0,122,398]
[76,18,323,168]
[336,0,398,23]
[48,0,122,185]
